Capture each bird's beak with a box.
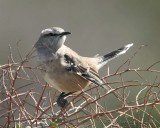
[60,31,71,36]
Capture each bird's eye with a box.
[43,33,58,37]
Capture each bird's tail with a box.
[97,43,133,69]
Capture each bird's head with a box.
[35,27,71,53]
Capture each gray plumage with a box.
[34,27,133,93]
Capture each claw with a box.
[56,92,72,108]
[57,96,68,108]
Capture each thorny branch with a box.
[0,44,160,128]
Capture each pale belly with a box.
[44,72,90,93]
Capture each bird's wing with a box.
[64,54,103,85]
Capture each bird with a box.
[34,27,133,107]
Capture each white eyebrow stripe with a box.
[41,28,52,34]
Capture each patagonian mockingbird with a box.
[34,27,133,107]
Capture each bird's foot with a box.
[57,92,72,108]
[57,96,68,108]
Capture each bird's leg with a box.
[57,92,72,108]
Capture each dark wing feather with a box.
[64,54,103,85]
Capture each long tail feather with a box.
[97,43,133,69]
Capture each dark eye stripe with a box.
[43,33,58,37]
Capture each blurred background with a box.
[0,0,160,127]
[0,0,160,67]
